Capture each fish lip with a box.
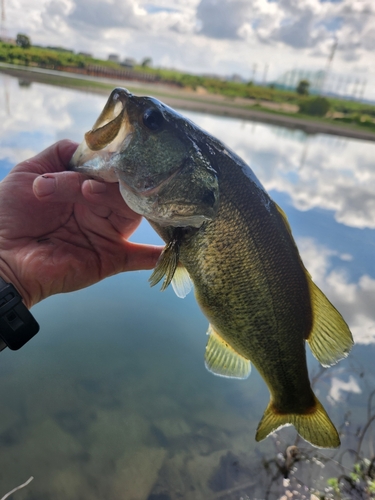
[117,163,184,198]
[69,89,134,176]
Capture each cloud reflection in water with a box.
[0,74,375,497]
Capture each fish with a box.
[70,87,353,448]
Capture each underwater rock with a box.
[208,450,251,493]
[0,418,83,499]
[185,449,229,499]
[111,446,167,500]
[49,465,85,499]
[88,409,150,466]
[152,417,191,442]
[148,451,188,500]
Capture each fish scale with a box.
[70,87,353,448]
[177,173,313,400]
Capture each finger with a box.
[16,139,78,175]
[82,180,140,219]
[33,171,86,202]
[34,172,114,219]
[122,241,163,272]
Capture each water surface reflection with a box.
[0,73,374,499]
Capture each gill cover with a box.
[71,87,220,227]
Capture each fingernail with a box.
[88,180,106,194]
[34,175,56,196]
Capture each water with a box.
[0,73,374,499]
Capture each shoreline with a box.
[1,62,375,143]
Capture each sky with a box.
[3,0,375,100]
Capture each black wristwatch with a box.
[0,277,39,351]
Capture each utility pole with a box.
[262,63,269,85]
[0,0,6,40]
[358,79,367,102]
[352,78,360,100]
[252,63,258,84]
[320,37,338,95]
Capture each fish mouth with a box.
[84,88,130,151]
[70,88,134,181]
[71,87,184,197]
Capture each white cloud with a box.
[297,237,375,346]
[329,374,361,402]
[0,74,104,164]
[187,114,375,230]
[3,0,375,99]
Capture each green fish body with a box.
[70,88,353,448]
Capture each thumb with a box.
[33,171,86,202]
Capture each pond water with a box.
[0,72,374,500]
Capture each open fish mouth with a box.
[84,88,130,151]
[70,88,134,182]
[70,87,185,198]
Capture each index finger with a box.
[81,179,139,218]
[15,140,78,176]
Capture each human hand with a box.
[0,140,162,308]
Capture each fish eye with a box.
[142,108,164,131]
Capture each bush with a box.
[298,96,330,117]
[296,79,310,96]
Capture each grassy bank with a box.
[2,42,375,112]
[1,56,375,142]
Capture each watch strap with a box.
[0,277,39,350]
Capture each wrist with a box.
[0,257,34,309]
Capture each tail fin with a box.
[255,396,340,448]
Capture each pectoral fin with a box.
[205,325,251,379]
[307,279,353,367]
[149,240,179,291]
[171,263,193,298]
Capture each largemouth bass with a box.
[70,88,353,448]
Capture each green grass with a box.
[1,41,374,134]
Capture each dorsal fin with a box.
[275,203,293,236]
[306,279,353,367]
[276,202,353,367]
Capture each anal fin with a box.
[205,325,251,379]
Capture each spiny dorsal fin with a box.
[205,325,251,379]
[171,263,193,298]
[275,203,293,237]
[149,239,179,291]
[306,279,353,367]
[276,201,353,367]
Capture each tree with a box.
[298,96,330,117]
[141,57,152,67]
[16,33,31,49]
[296,79,310,96]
